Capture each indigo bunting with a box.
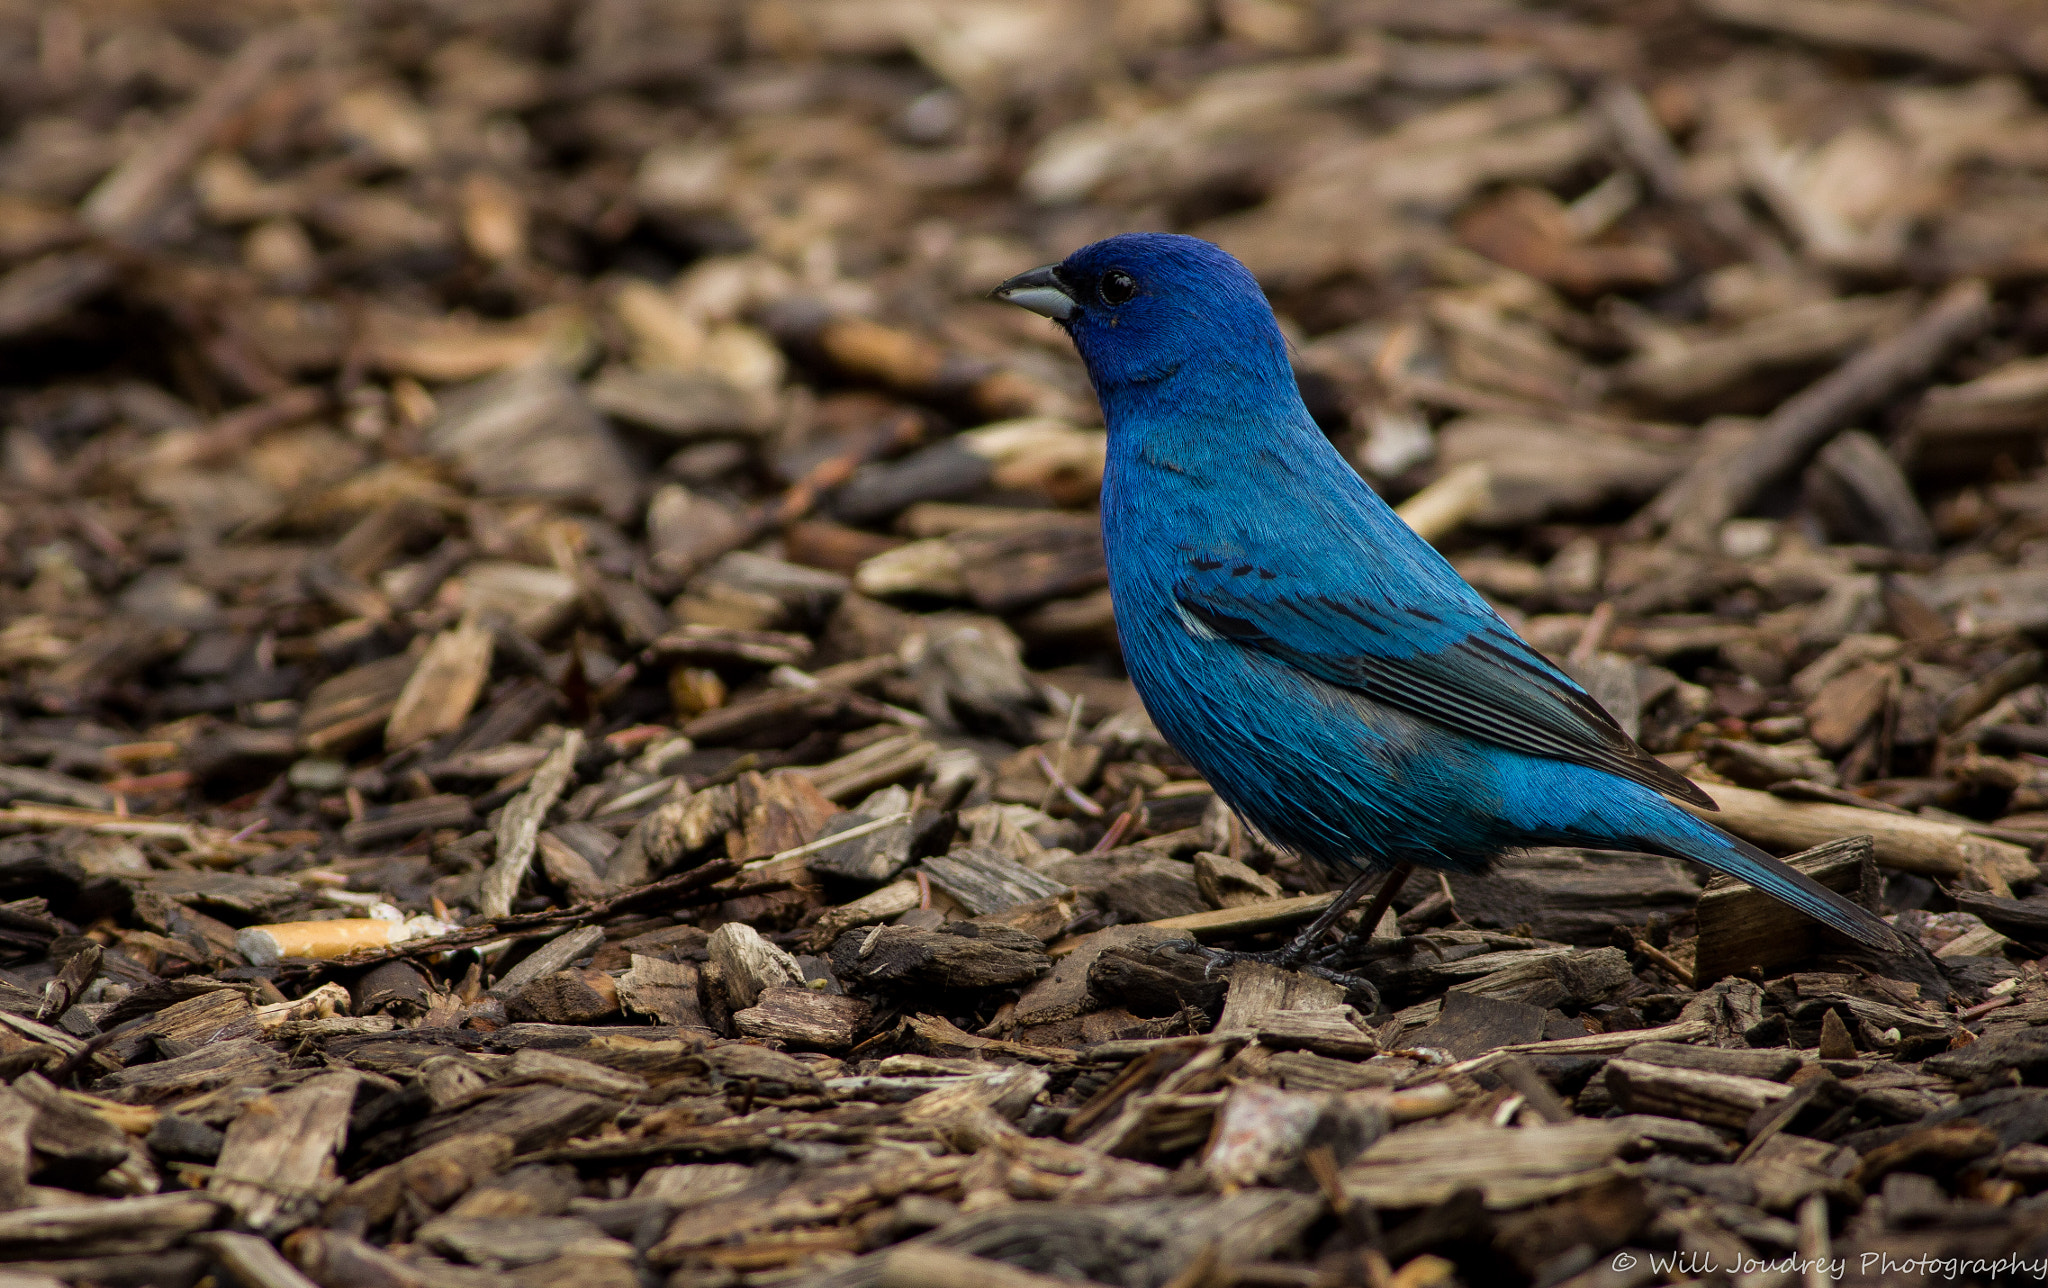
[995,233,1901,962]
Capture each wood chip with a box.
[7,6,2048,1279]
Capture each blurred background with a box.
[4,6,2048,1284]
[0,0,2046,845]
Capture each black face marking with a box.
[1230,564,1253,576]
[1191,557,1222,571]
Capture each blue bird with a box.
[994,233,1903,966]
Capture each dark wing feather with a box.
[1176,590,1714,809]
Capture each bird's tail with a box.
[1644,808,1905,952]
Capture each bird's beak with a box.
[991,264,1078,321]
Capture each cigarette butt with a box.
[237,919,402,965]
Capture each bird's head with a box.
[992,233,1291,397]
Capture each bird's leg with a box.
[1195,863,1416,1009]
[1273,865,1395,967]
[1335,861,1415,956]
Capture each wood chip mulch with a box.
[4,2,2048,1286]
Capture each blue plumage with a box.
[995,233,1900,952]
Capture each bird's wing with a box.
[1173,563,1714,808]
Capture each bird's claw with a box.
[1196,943,1304,978]
[1195,945,1381,1013]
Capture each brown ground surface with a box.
[2,2,2048,1286]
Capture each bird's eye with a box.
[1099,269,1137,306]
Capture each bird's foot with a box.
[1194,942,1307,978]
[1193,944,1380,1013]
